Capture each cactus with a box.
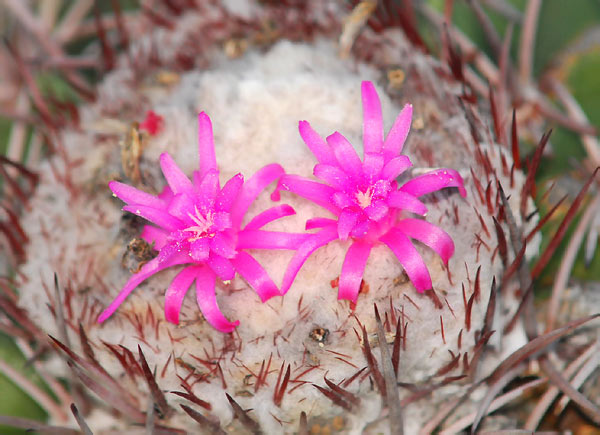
[1,1,599,433]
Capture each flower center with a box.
[355,186,375,209]
[183,205,215,241]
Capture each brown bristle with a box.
[0,416,80,435]
[501,239,527,283]
[102,342,141,381]
[531,167,599,279]
[435,314,446,347]
[492,217,508,267]
[435,351,461,376]
[392,317,402,376]
[360,325,386,397]
[482,278,496,338]
[180,404,225,435]
[488,87,505,147]
[142,4,176,29]
[92,1,115,71]
[465,292,475,332]
[171,390,212,411]
[503,282,535,335]
[510,109,521,169]
[313,384,353,411]
[474,208,491,238]
[491,314,599,384]
[443,24,464,83]
[225,393,261,433]
[70,403,92,435]
[324,376,360,408]
[525,194,567,243]
[341,367,367,388]
[298,411,308,435]
[473,266,481,302]
[138,345,171,419]
[485,180,494,216]
[425,288,443,309]
[519,130,551,218]
[66,360,145,422]
[273,363,291,407]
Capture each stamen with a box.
[356,186,374,209]
[184,206,214,241]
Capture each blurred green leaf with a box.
[533,0,600,77]
[566,49,600,128]
[0,333,47,435]
[35,72,81,104]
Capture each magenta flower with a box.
[99,112,307,332]
[274,81,466,302]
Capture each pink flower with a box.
[99,113,307,332]
[274,81,466,302]
[139,110,163,135]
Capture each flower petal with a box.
[327,132,363,177]
[280,226,338,294]
[361,81,384,155]
[215,173,244,212]
[314,163,353,191]
[159,152,194,195]
[299,120,337,165]
[350,217,371,238]
[212,212,232,231]
[109,181,164,208]
[364,199,389,221]
[197,169,220,213]
[210,232,237,259]
[400,168,467,198]
[167,193,194,222]
[207,253,235,281]
[195,266,239,332]
[122,205,184,231]
[381,155,412,180]
[306,217,337,230]
[383,104,412,161]
[164,266,199,324]
[98,252,191,323]
[362,153,384,181]
[237,229,309,250]
[276,175,341,216]
[244,204,296,230]
[381,228,432,292]
[331,191,354,210]
[338,240,372,302]
[158,185,174,203]
[396,218,455,264]
[337,209,359,240]
[190,238,210,262]
[140,225,168,250]
[198,112,217,178]
[372,179,393,197]
[232,163,284,229]
[231,251,280,302]
[387,190,428,215]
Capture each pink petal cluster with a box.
[99,113,307,332]
[274,81,466,302]
[101,82,466,333]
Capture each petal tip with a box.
[219,319,240,333]
[361,80,375,91]
[165,311,180,324]
[97,310,110,323]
